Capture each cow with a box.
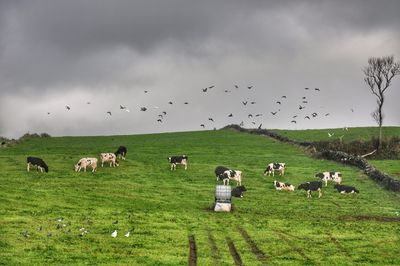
[298,181,323,198]
[75,158,98,173]
[222,170,242,186]
[168,155,188,170]
[315,172,342,186]
[231,185,247,198]
[264,163,286,176]
[115,146,127,160]
[334,184,359,194]
[273,180,295,191]
[215,166,230,181]
[27,157,48,173]
[100,153,119,167]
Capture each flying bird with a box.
[251,101,256,104]
[305,87,309,90]
[276,101,281,105]
[107,111,112,116]
[248,114,253,118]
[224,90,231,93]
[328,132,335,137]
[255,114,263,117]
[209,85,215,89]
[162,111,167,115]
[168,101,173,105]
[144,90,148,93]
[302,96,307,99]
[299,105,305,110]
[258,123,262,129]
[202,88,208,92]
[293,115,298,118]
[87,102,91,104]
[271,111,277,115]
[47,112,50,115]
[158,114,163,118]
[228,113,233,117]
[65,105,71,110]
[304,116,310,119]
[242,101,248,106]
[200,124,205,128]
[208,118,214,122]
[291,120,297,123]
[234,85,239,89]
[184,102,188,105]
[325,113,330,116]
[157,119,162,123]
[111,230,117,238]
[312,112,318,117]
[302,101,308,104]
[140,107,147,111]
[315,88,320,91]
[281,96,287,98]
[247,86,253,89]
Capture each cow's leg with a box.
[318,189,322,198]
[101,161,104,167]
[27,163,30,172]
[184,163,187,170]
[307,190,311,198]
[39,166,43,172]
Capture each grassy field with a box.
[370,160,400,181]
[271,126,400,142]
[1,129,400,265]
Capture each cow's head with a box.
[315,173,324,178]
[167,157,171,162]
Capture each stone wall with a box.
[224,125,400,192]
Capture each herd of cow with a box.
[26,149,359,198]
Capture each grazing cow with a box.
[215,166,230,181]
[334,184,359,194]
[315,172,342,186]
[222,170,242,186]
[231,185,247,198]
[273,180,295,191]
[27,157,48,173]
[115,146,127,160]
[264,163,286,176]
[298,181,323,198]
[100,153,119,167]
[168,155,188,170]
[75,158,98,173]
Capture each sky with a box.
[0,0,399,138]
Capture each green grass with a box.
[370,160,400,181]
[1,129,399,265]
[271,126,400,142]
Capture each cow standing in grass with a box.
[27,157,48,173]
[115,146,127,160]
[100,153,119,167]
[298,181,323,198]
[315,172,342,186]
[264,163,286,176]
[222,170,242,186]
[75,158,98,173]
[168,155,188,170]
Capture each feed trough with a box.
[214,185,232,212]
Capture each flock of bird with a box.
[46,84,356,131]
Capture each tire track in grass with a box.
[206,228,221,265]
[226,237,244,266]
[328,234,352,259]
[237,226,268,265]
[277,232,316,265]
[188,235,197,266]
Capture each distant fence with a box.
[223,125,400,192]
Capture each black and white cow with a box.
[334,184,359,194]
[115,146,127,160]
[215,166,230,181]
[264,163,286,176]
[231,185,247,198]
[315,172,342,186]
[273,180,295,191]
[222,169,242,186]
[298,181,323,198]
[27,156,49,173]
[168,155,188,170]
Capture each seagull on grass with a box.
[111,230,117,238]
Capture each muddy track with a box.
[188,235,197,266]
[206,228,221,265]
[277,232,316,265]
[339,215,400,222]
[237,226,268,265]
[226,237,244,266]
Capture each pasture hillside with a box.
[0,129,400,265]
[272,126,400,142]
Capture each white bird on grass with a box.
[111,230,117,238]
[124,231,130,237]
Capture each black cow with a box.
[298,181,322,198]
[168,155,188,170]
[334,184,359,194]
[215,166,229,181]
[27,157,49,173]
[115,146,127,160]
[231,185,247,198]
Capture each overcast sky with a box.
[0,0,399,138]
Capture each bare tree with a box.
[363,55,400,148]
